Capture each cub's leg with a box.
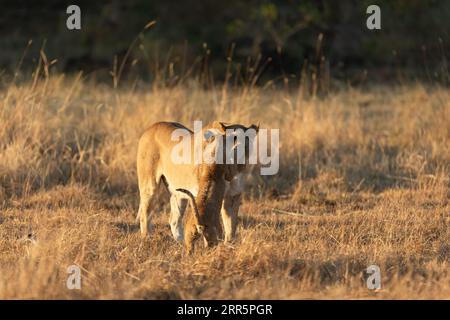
[184,212,198,255]
[169,195,187,242]
[221,193,242,243]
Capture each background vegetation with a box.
[1,0,449,84]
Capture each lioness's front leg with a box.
[221,193,241,243]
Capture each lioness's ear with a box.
[203,128,222,142]
[212,121,228,133]
[250,123,260,133]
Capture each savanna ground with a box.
[0,70,449,299]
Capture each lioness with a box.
[136,121,258,253]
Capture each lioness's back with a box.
[137,121,196,192]
[139,121,191,147]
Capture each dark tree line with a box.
[1,0,449,82]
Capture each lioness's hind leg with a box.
[137,183,156,238]
[169,195,187,242]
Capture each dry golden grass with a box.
[0,74,449,299]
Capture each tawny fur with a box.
[136,121,258,254]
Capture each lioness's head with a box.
[203,121,259,181]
